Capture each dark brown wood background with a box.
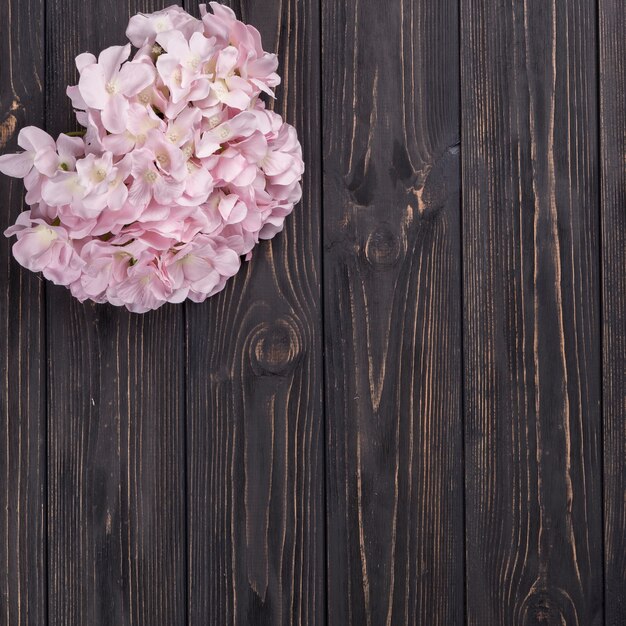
[0,0,624,623]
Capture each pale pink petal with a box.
[154,178,184,204]
[246,54,279,78]
[13,234,52,270]
[184,255,212,282]
[250,78,276,97]
[128,179,152,210]
[102,132,135,155]
[236,133,268,163]
[228,201,247,223]
[187,80,211,103]
[156,29,189,59]
[78,64,109,109]
[41,176,78,206]
[18,126,56,153]
[0,152,34,178]
[117,62,156,97]
[126,14,152,47]
[218,195,237,221]
[189,31,215,58]
[81,265,112,296]
[75,52,97,72]
[66,84,88,110]
[262,150,294,176]
[98,44,131,81]
[230,164,257,187]
[57,134,85,159]
[228,112,258,136]
[33,149,60,177]
[6,211,34,235]
[221,89,251,110]
[195,134,220,158]
[190,268,220,294]
[101,93,130,135]
[213,248,240,275]
[208,2,236,21]
[108,183,128,210]
[215,47,238,77]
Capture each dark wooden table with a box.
[1,0,624,624]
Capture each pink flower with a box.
[179,160,214,206]
[156,30,215,104]
[126,5,201,48]
[165,234,240,302]
[0,128,86,205]
[100,104,163,155]
[211,149,257,186]
[75,240,129,299]
[200,2,280,96]
[4,213,84,285]
[2,4,304,312]
[74,152,131,214]
[110,255,173,313]
[207,190,248,225]
[199,2,237,45]
[143,129,187,181]
[0,127,69,179]
[196,111,257,158]
[77,44,155,134]
[206,48,252,109]
[165,106,202,147]
[128,148,185,209]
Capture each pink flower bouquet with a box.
[0,3,304,313]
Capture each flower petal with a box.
[118,62,156,97]
[78,64,109,109]
[0,152,34,178]
[18,126,56,153]
[97,44,131,81]
[213,248,240,275]
[101,93,130,135]
[34,149,60,177]
[128,179,152,210]
[75,52,97,72]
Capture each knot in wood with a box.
[250,318,301,375]
[364,225,401,268]
[520,589,574,626]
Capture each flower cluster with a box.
[0,3,303,312]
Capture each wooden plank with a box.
[461,0,603,623]
[599,0,626,621]
[45,2,187,623]
[322,0,463,622]
[0,0,47,623]
[184,1,325,624]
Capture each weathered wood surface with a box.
[322,0,464,623]
[600,0,626,623]
[0,0,624,624]
[186,0,325,625]
[0,0,47,624]
[184,0,324,624]
[45,1,187,624]
[461,0,603,624]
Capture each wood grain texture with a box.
[461,0,603,624]
[184,1,324,624]
[600,0,626,622]
[45,2,187,624]
[322,0,463,623]
[2,0,625,622]
[0,0,46,623]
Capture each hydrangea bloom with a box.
[0,3,303,313]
